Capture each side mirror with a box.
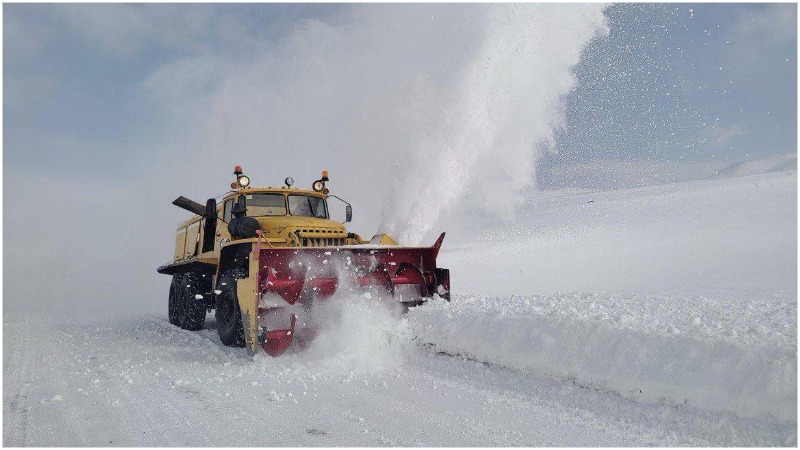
[345,205,353,223]
[205,198,217,219]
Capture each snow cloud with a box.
[138,4,607,245]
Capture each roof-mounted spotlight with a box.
[312,170,329,192]
[231,165,249,189]
[285,177,294,187]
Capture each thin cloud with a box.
[725,4,797,68]
[730,4,796,47]
[703,123,745,148]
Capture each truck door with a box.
[215,198,234,252]
[201,198,217,254]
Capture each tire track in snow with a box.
[68,314,227,445]
[142,314,250,360]
[3,316,33,446]
[128,384,215,446]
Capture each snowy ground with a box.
[4,170,797,446]
[3,311,793,446]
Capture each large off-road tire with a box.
[178,272,207,331]
[168,275,181,325]
[215,271,246,347]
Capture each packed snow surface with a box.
[4,171,796,446]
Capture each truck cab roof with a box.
[221,186,326,200]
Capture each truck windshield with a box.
[288,195,327,218]
[245,194,286,216]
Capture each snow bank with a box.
[409,293,796,424]
[440,170,796,301]
[714,152,796,178]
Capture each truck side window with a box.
[223,199,234,222]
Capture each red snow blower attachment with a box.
[253,232,450,356]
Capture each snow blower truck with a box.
[157,167,450,356]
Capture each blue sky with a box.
[4,3,796,186]
[4,4,339,178]
[2,4,797,309]
[543,3,797,187]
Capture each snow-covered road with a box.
[4,170,796,446]
[3,310,792,446]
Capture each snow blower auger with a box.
[157,167,450,357]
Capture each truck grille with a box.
[295,229,348,247]
[301,237,345,247]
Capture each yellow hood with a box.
[255,216,347,233]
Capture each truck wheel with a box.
[178,272,206,331]
[215,271,246,347]
[168,275,181,325]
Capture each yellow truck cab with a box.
[171,169,366,269]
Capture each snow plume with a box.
[272,255,413,372]
[307,276,412,371]
[151,4,608,245]
[303,292,412,373]
[378,5,609,244]
[4,5,608,312]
